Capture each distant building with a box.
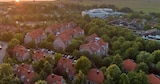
[24,28,47,44]
[82,8,125,18]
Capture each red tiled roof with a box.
[148,74,160,84]
[15,63,30,75]
[57,57,72,71]
[46,74,64,84]
[85,33,98,42]
[28,28,45,39]
[13,45,28,58]
[87,69,104,84]
[32,50,45,61]
[123,59,137,71]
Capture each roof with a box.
[15,63,35,84]
[13,45,28,58]
[32,50,45,61]
[27,28,45,39]
[123,59,137,71]
[87,69,104,84]
[46,74,64,84]
[85,33,98,42]
[148,74,160,84]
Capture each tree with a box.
[152,50,160,63]
[14,33,24,44]
[75,56,91,74]
[136,62,149,74]
[156,61,160,72]
[119,73,130,84]
[137,51,153,64]
[54,53,62,64]
[105,64,121,84]
[112,54,123,68]
[0,63,21,84]
[102,56,112,67]
[73,70,86,84]
[35,80,47,84]
[125,47,139,60]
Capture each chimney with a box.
[28,70,30,74]
[72,63,74,67]
[43,55,45,58]
[51,74,54,78]
[22,63,24,67]
[96,70,99,74]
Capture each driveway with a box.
[0,41,8,64]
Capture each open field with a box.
[66,0,160,13]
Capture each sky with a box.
[0,0,55,2]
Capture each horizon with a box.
[0,0,56,2]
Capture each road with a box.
[0,41,8,64]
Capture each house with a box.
[15,63,35,84]
[32,50,46,62]
[45,22,77,35]
[24,28,47,44]
[53,27,84,51]
[148,74,160,84]
[46,74,66,84]
[80,33,108,55]
[56,57,76,81]
[13,45,30,62]
[122,59,137,72]
[87,69,104,84]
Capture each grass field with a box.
[66,0,160,13]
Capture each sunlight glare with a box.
[16,0,19,2]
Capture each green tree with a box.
[35,80,47,84]
[54,53,62,64]
[112,54,123,68]
[152,50,160,63]
[102,56,112,67]
[125,47,139,60]
[119,73,130,84]
[73,70,86,84]
[136,62,149,74]
[75,56,91,74]
[14,33,24,44]
[105,64,121,84]
[156,61,160,72]
[137,51,153,64]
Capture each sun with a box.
[16,0,19,2]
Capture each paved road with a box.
[0,41,8,64]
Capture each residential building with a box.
[56,57,76,81]
[53,27,84,51]
[46,74,66,84]
[45,22,77,35]
[87,69,104,84]
[148,74,160,84]
[122,59,137,72]
[80,33,108,55]
[13,45,30,62]
[32,50,46,62]
[15,63,35,84]
[24,28,47,44]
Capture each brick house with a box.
[46,74,66,84]
[32,50,46,62]
[87,69,104,84]
[53,27,84,51]
[79,33,108,55]
[122,59,137,72]
[24,28,47,44]
[13,45,30,62]
[45,22,77,35]
[15,63,35,84]
[56,57,76,81]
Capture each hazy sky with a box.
[0,0,55,2]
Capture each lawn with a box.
[65,0,160,13]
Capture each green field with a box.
[65,0,160,13]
